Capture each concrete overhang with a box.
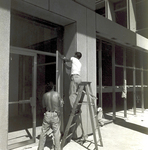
[11,0,75,27]
[96,13,148,51]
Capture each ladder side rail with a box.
[91,98,103,146]
[89,84,103,146]
[61,85,84,148]
[85,84,99,150]
[71,85,84,114]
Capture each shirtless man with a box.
[38,82,63,150]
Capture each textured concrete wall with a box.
[96,13,148,51]
[74,0,95,10]
[0,0,11,149]
[24,0,49,10]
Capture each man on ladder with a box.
[62,53,103,150]
[63,52,87,140]
[63,52,82,108]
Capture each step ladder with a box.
[61,82,103,150]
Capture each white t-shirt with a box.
[70,57,82,75]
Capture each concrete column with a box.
[0,0,11,149]
[63,23,77,128]
[85,9,96,134]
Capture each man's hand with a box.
[62,56,71,62]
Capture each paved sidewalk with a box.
[13,109,148,150]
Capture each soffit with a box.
[11,0,75,27]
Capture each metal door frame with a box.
[9,46,63,149]
[9,46,37,149]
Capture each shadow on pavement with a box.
[104,114,148,135]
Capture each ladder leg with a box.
[88,84,103,147]
[61,85,84,148]
[85,85,99,150]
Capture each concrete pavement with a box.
[12,109,148,150]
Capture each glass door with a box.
[8,47,37,149]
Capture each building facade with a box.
[0,0,148,149]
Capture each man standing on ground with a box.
[38,82,63,150]
[63,52,82,107]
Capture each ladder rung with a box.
[90,96,97,100]
[90,103,95,106]
[82,90,86,94]
[70,123,76,128]
[95,125,100,130]
[66,133,73,140]
[62,82,103,149]
[78,103,82,105]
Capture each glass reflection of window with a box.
[102,41,112,86]
[115,45,123,66]
[114,0,127,28]
[126,48,133,67]
[96,7,105,17]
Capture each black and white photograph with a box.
[0,0,148,150]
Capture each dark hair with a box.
[46,82,54,92]
[75,52,82,59]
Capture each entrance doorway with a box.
[8,46,63,149]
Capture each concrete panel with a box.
[50,0,86,21]
[73,0,95,10]
[0,1,11,150]
[136,34,148,51]
[11,0,73,26]
[96,13,136,46]
[24,0,49,10]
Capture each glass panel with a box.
[136,70,141,85]
[115,9,127,28]
[36,54,56,117]
[127,92,133,109]
[8,53,33,145]
[96,7,105,17]
[143,71,148,86]
[135,50,142,68]
[144,88,148,107]
[126,68,133,85]
[102,41,112,86]
[115,45,123,65]
[136,91,142,108]
[114,0,127,10]
[102,93,112,113]
[115,67,123,86]
[116,93,124,111]
[11,12,61,53]
[114,0,127,28]
[126,48,133,67]
[143,52,148,70]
